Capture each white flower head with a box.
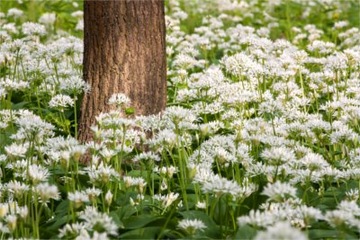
[108,93,131,107]
[79,206,118,236]
[22,22,46,36]
[262,181,298,202]
[178,219,206,235]
[28,164,49,184]
[34,182,60,203]
[254,221,307,240]
[105,190,113,206]
[49,94,74,109]
[7,8,23,18]
[39,12,56,25]
[68,191,90,209]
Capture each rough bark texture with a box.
[79,0,167,143]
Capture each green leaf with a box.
[43,214,70,232]
[125,107,135,115]
[109,211,125,229]
[120,226,162,239]
[123,215,164,229]
[54,200,70,216]
[308,229,344,239]
[234,224,257,240]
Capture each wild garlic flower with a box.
[178,219,206,234]
[75,19,84,31]
[58,222,86,238]
[60,75,90,95]
[85,187,102,203]
[4,142,28,158]
[154,166,178,178]
[123,176,147,193]
[254,221,307,240]
[76,230,109,240]
[262,181,298,202]
[108,93,131,108]
[22,22,46,36]
[14,113,55,142]
[132,151,161,163]
[297,152,330,171]
[345,189,359,201]
[238,200,323,229]
[34,182,60,203]
[99,148,118,162]
[27,164,49,184]
[7,8,23,18]
[325,208,359,229]
[79,206,118,236]
[153,192,179,209]
[261,146,296,166]
[6,180,29,198]
[202,177,239,198]
[150,129,177,148]
[68,191,90,209]
[105,190,113,206]
[49,94,74,109]
[196,201,206,209]
[39,12,56,26]
[5,214,17,232]
[0,78,29,91]
[85,162,119,184]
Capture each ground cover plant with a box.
[1,0,360,239]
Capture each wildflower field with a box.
[1,0,360,239]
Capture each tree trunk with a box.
[78,0,167,143]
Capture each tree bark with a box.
[78,0,167,143]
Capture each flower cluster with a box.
[1,0,360,239]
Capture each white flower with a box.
[22,22,46,36]
[178,219,206,234]
[108,93,131,107]
[254,221,307,240]
[261,146,296,166]
[59,222,86,238]
[262,181,298,202]
[34,182,60,203]
[154,166,178,178]
[85,187,102,202]
[79,206,118,236]
[133,151,161,163]
[334,21,349,29]
[5,214,17,232]
[0,78,29,91]
[49,94,74,109]
[201,175,257,198]
[71,11,84,18]
[60,76,90,95]
[153,192,179,209]
[84,162,119,184]
[76,230,109,240]
[105,190,113,206]
[345,189,359,201]
[196,201,206,209]
[28,164,49,184]
[75,19,84,31]
[6,180,29,197]
[7,8,23,18]
[123,176,147,193]
[4,142,28,158]
[68,191,90,208]
[39,12,56,25]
